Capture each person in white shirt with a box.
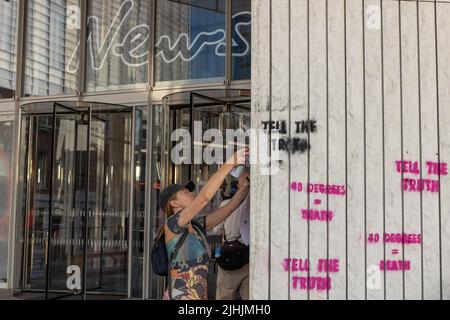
[214,173,250,300]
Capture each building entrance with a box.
[18,102,133,300]
[154,89,251,299]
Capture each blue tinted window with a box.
[155,0,226,83]
[232,0,251,80]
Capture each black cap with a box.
[159,182,195,210]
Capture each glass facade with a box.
[0,0,17,99]
[24,0,80,97]
[2,0,251,99]
[86,0,151,92]
[232,0,251,80]
[155,0,226,84]
[0,0,251,297]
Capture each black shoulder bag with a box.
[216,231,249,271]
[151,227,188,275]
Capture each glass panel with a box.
[0,116,14,285]
[232,0,251,81]
[20,103,133,299]
[24,0,80,97]
[161,92,251,299]
[170,107,192,183]
[155,0,226,84]
[131,107,147,298]
[22,113,54,291]
[0,0,17,99]
[85,106,132,295]
[47,104,85,300]
[190,98,236,215]
[85,0,151,92]
[148,104,166,299]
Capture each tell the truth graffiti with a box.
[261,120,318,154]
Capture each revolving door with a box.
[151,89,251,299]
[162,90,251,192]
[18,102,133,299]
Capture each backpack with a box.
[151,227,188,277]
[151,220,211,277]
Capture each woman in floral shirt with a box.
[161,149,250,300]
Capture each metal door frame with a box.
[18,101,134,300]
[47,102,87,300]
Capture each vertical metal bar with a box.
[45,104,59,300]
[171,109,177,184]
[82,106,92,300]
[9,0,26,285]
[78,0,88,96]
[127,108,136,299]
[161,101,168,197]
[159,100,170,298]
[225,0,233,86]
[149,0,156,89]
[19,112,31,291]
[143,102,154,300]
[99,115,107,291]
[99,204,104,288]
[70,117,79,271]
[190,93,194,181]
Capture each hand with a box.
[226,148,249,167]
[238,173,251,190]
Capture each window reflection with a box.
[24,0,79,97]
[155,0,226,83]
[0,117,14,284]
[232,0,251,80]
[0,0,17,98]
[86,0,150,92]
[131,107,148,298]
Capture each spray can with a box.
[230,165,245,178]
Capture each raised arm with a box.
[205,175,250,231]
[176,149,248,228]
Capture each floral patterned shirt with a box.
[166,213,210,300]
